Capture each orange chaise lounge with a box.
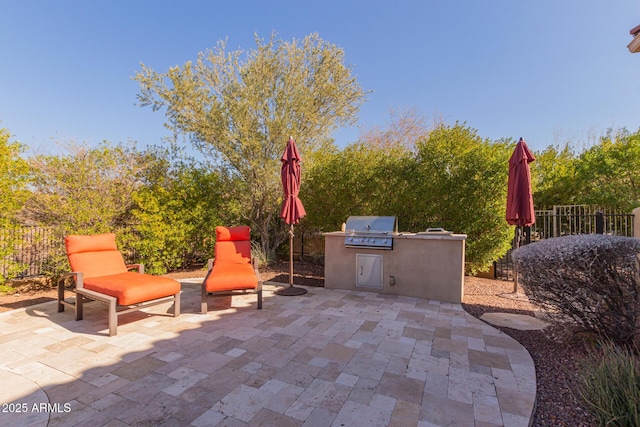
[57,233,181,336]
[201,226,263,313]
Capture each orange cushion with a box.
[66,233,119,254]
[215,241,251,264]
[65,234,128,278]
[205,262,258,292]
[216,226,251,242]
[83,272,180,306]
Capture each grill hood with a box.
[344,216,397,249]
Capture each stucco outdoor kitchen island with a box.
[323,231,467,303]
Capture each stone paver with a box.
[0,281,536,426]
[480,312,550,331]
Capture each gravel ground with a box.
[464,276,596,427]
[0,264,597,426]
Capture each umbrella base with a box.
[275,286,308,296]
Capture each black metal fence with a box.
[3,207,635,280]
[0,226,326,280]
[494,205,636,280]
[292,232,325,261]
[0,226,61,280]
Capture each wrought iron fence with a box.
[532,205,634,239]
[0,226,61,279]
[292,232,325,261]
[1,226,326,280]
[3,208,634,281]
[494,205,636,280]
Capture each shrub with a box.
[251,240,273,268]
[0,129,30,284]
[301,123,514,275]
[512,234,640,345]
[576,340,640,426]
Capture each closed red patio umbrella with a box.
[507,137,536,227]
[276,136,307,296]
[506,137,536,293]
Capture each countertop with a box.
[323,231,467,240]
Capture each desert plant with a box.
[576,340,640,426]
[512,234,640,345]
[250,240,273,268]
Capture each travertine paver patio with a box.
[0,280,536,426]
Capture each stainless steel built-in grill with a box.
[344,216,397,250]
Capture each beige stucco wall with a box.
[634,207,640,239]
[324,232,466,303]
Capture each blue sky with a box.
[1,0,639,155]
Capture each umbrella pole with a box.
[513,226,520,294]
[499,226,528,301]
[275,224,308,296]
[289,224,294,287]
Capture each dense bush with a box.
[23,141,149,276]
[576,340,640,427]
[128,157,239,274]
[0,128,30,283]
[533,128,640,212]
[512,234,640,345]
[302,123,514,274]
[20,142,241,276]
[411,124,513,273]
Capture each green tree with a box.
[24,141,146,234]
[532,128,640,212]
[302,143,414,231]
[22,141,151,274]
[134,32,368,259]
[0,128,29,282]
[304,121,513,274]
[530,143,577,209]
[412,123,513,273]
[128,153,241,274]
[572,128,640,211]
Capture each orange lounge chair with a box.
[57,233,181,336]
[201,226,263,313]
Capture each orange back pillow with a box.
[215,226,252,264]
[65,234,128,278]
[216,226,251,242]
